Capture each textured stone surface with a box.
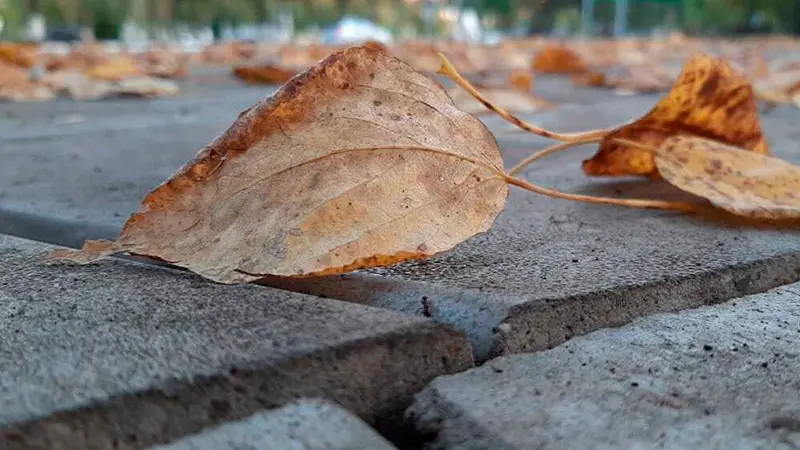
[3,74,800,361]
[407,282,800,450]
[0,234,472,450]
[154,399,397,450]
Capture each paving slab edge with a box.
[0,235,474,450]
[266,252,800,361]
[1,320,469,449]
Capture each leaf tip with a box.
[45,239,121,265]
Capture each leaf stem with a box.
[437,53,614,142]
[509,137,602,176]
[611,138,660,155]
[503,175,697,213]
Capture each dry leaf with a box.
[0,62,54,102]
[753,70,800,107]
[654,136,800,219]
[571,71,606,88]
[88,58,143,81]
[509,71,533,91]
[447,85,554,115]
[0,82,54,102]
[140,48,188,79]
[0,43,38,68]
[115,77,180,97]
[584,55,769,177]
[533,45,588,74]
[362,40,389,53]
[52,46,508,283]
[571,66,674,93]
[233,64,298,84]
[44,71,114,101]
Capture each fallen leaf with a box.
[0,62,54,102]
[362,40,389,53]
[509,71,533,91]
[753,70,800,107]
[115,77,180,97]
[233,64,298,84]
[140,48,188,79]
[52,46,508,283]
[583,55,769,177]
[44,71,114,101]
[0,43,38,68]
[447,84,554,115]
[87,58,143,81]
[571,71,606,88]
[653,136,800,219]
[201,41,260,65]
[592,64,677,94]
[533,45,588,74]
[0,82,54,102]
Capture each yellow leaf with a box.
[87,58,142,82]
[654,136,800,219]
[583,55,769,177]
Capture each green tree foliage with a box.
[1,0,799,39]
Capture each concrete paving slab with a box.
[153,399,397,450]
[0,234,472,450]
[3,79,800,362]
[407,282,800,450]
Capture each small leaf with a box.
[0,62,54,102]
[0,42,38,68]
[654,136,800,219]
[87,58,143,81]
[508,71,533,91]
[447,84,554,115]
[583,55,769,177]
[574,64,676,94]
[52,46,509,283]
[532,45,588,74]
[233,64,299,85]
[115,77,180,97]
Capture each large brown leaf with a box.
[52,46,508,283]
[583,55,769,176]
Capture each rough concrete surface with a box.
[407,282,800,450]
[154,399,398,450]
[0,234,472,450]
[3,73,800,361]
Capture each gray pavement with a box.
[407,282,800,450]
[2,74,800,362]
[4,66,800,448]
[153,399,397,450]
[0,234,471,449]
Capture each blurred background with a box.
[1,0,800,47]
